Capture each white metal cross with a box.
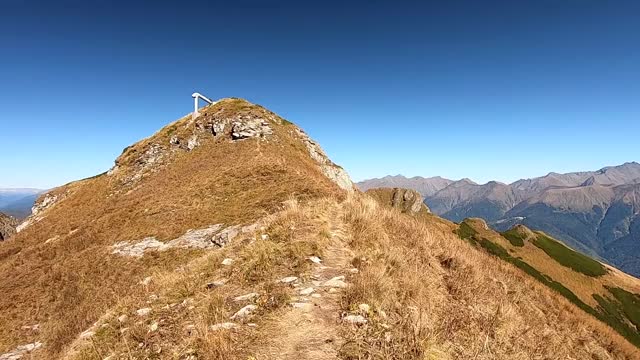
[192,92,214,119]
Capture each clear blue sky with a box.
[1,0,639,189]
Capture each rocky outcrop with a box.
[366,187,430,216]
[16,192,64,233]
[294,129,354,192]
[231,118,274,139]
[199,103,280,139]
[0,212,17,241]
[0,342,42,360]
[112,222,260,257]
[391,188,426,214]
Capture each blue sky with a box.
[1,0,639,189]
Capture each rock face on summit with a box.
[0,212,17,241]
[366,187,430,216]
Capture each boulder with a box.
[343,314,367,325]
[230,305,257,321]
[0,212,17,241]
[366,187,431,216]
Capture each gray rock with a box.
[279,276,298,284]
[111,222,258,258]
[230,305,257,321]
[294,129,354,192]
[234,292,259,302]
[136,308,152,317]
[210,322,238,331]
[299,287,314,295]
[206,280,226,289]
[322,276,347,288]
[112,238,167,257]
[231,118,273,139]
[0,342,43,360]
[187,135,199,151]
[343,315,367,325]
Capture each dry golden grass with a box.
[338,194,639,359]
[32,192,640,359]
[63,197,338,360]
[0,99,344,358]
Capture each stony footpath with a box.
[247,207,365,360]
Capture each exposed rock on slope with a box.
[365,187,430,216]
[0,212,17,241]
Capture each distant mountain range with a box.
[357,175,453,197]
[357,162,640,276]
[0,188,43,219]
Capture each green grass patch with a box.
[500,228,525,247]
[593,290,640,347]
[475,237,594,314]
[532,234,607,277]
[606,286,640,330]
[455,230,640,347]
[455,222,478,245]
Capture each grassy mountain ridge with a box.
[452,217,640,347]
[1,100,639,359]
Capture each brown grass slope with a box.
[62,195,639,359]
[0,98,350,357]
[341,194,639,359]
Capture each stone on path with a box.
[343,315,367,325]
[322,276,347,288]
[136,308,152,316]
[230,305,257,321]
[279,276,298,284]
[210,322,238,331]
[234,292,259,302]
[299,287,314,296]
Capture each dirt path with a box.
[251,206,354,360]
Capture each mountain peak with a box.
[105,98,353,194]
[457,178,478,185]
